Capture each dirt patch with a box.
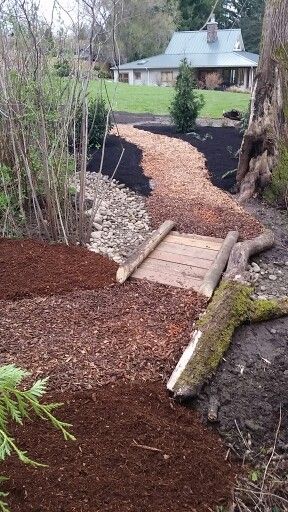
[87,134,152,196]
[0,238,117,300]
[196,199,288,454]
[0,281,206,390]
[197,316,288,453]
[139,124,241,192]
[116,125,261,240]
[2,382,238,512]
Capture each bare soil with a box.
[2,382,239,512]
[0,238,117,300]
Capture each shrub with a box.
[74,96,113,150]
[204,72,222,90]
[169,59,205,133]
[0,364,75,512]
[54,59,71,77]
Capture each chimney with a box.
[207,15,218,44]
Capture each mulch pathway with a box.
[0,281,205,390]
[0,238,117,300]
[117,125,262,240]
[2,382,238,512]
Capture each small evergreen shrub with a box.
[54,59,71,77]
[0,365,75,512]
[169,59,205,133]
[74,96,113,150]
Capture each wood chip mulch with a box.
[117,125,262,240]
[0,238,117,300]
[2,382,238,512]
[0,281,206,390]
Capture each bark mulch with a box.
[87,134,152,196]
[117,125,262,240]
[0,238,117,300]
[2,382,238,512]
[0,281,206,390]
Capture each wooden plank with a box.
[150,249,212,269]
[116,220,175,284]
[165,234,221,251]
[133,266,202,290]
[171,231,224,244]
[199,230,239,298]
[140,257,208,279]
[157,241,217,261]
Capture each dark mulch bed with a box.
[0,282,206,389]
[2,382,238,512]
[138,124,241,192]
[87,134,152,196]
[0,238,117,300]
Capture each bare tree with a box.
[236,0,288,202]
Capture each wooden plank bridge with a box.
[117,221,238,298]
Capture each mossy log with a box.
[167,229,287,400]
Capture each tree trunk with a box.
[237,0,288,202]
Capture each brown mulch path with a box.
[117,125,262,239]
[2,382,238,512]
[0,238,117,300]
[0,281,206,390]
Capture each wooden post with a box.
[116,220,176,284]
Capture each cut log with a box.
[167,229,279,400]
[199,230,239,298]
[116,220,175,284]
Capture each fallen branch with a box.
[167,229,281,400]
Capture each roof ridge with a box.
[172,28,240,34]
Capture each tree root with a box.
[167,229,286,400]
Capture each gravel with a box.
[245,199,288,300]
[72,174,152,263]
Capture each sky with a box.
[38,0,79,26]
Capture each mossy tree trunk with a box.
[237,0,288,202]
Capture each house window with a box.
[134,71,142,80]
[161,71,173,84]
[119,73,129,83]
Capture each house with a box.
[112,17,258,91]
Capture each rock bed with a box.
[72,173,152,263]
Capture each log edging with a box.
[199,230,239,298]
[116,220,175,284]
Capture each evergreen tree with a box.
[169,59,204,132]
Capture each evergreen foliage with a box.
[169,59,204,132]
[0,365,75,512]
[74,96,112,150]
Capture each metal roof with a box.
[115,51,259,70]
[165,29,243,55]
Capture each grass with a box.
[89,80,250,119]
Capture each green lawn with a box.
[89,80,250,119]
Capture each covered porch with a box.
[197,67,255,91]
